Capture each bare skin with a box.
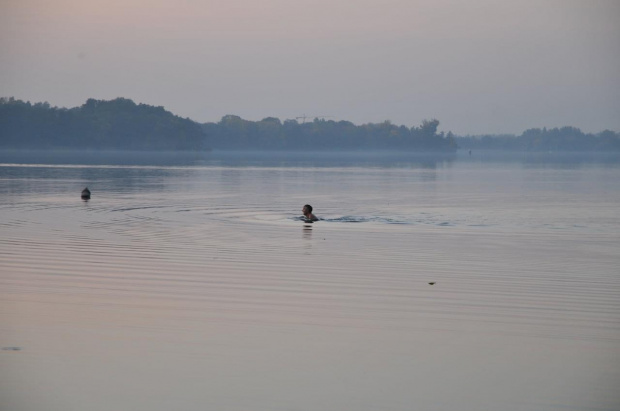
[302,205,318,221]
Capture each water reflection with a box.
[0,149,457,169]
[458,149,620,168]
[207,150,457,169]
[0,149,211,166]
[302,224,313,240]
[2,149,619,170]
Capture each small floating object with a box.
[2,347,21,351]
[81,187,91,200]
[428,282,436,285]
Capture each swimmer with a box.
[302,204,318,222]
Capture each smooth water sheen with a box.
[1,151,619,411]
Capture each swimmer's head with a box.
[303,204,313,214]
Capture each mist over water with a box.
[1,150,619,411]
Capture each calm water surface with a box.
[1,151,619,411]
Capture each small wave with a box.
[110,205,170,213]
[319,216,412,225]
[287,215,468,227]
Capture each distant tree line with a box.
[2,97,618,152]
[0,97,206,150]
[202,116,457,151]
[455,127,620,151]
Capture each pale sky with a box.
[1,0,618,135]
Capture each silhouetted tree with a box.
[0,97,207,150]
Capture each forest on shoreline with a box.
[0,97,205,150]
[456,128,620,151]
[1,97,619,151]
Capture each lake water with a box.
[1,150,619,411]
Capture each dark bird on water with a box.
[81,187,91,200]
[428,282,436,285]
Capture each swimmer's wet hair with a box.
[304,204,313,212]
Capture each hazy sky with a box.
[1,0,618,134]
